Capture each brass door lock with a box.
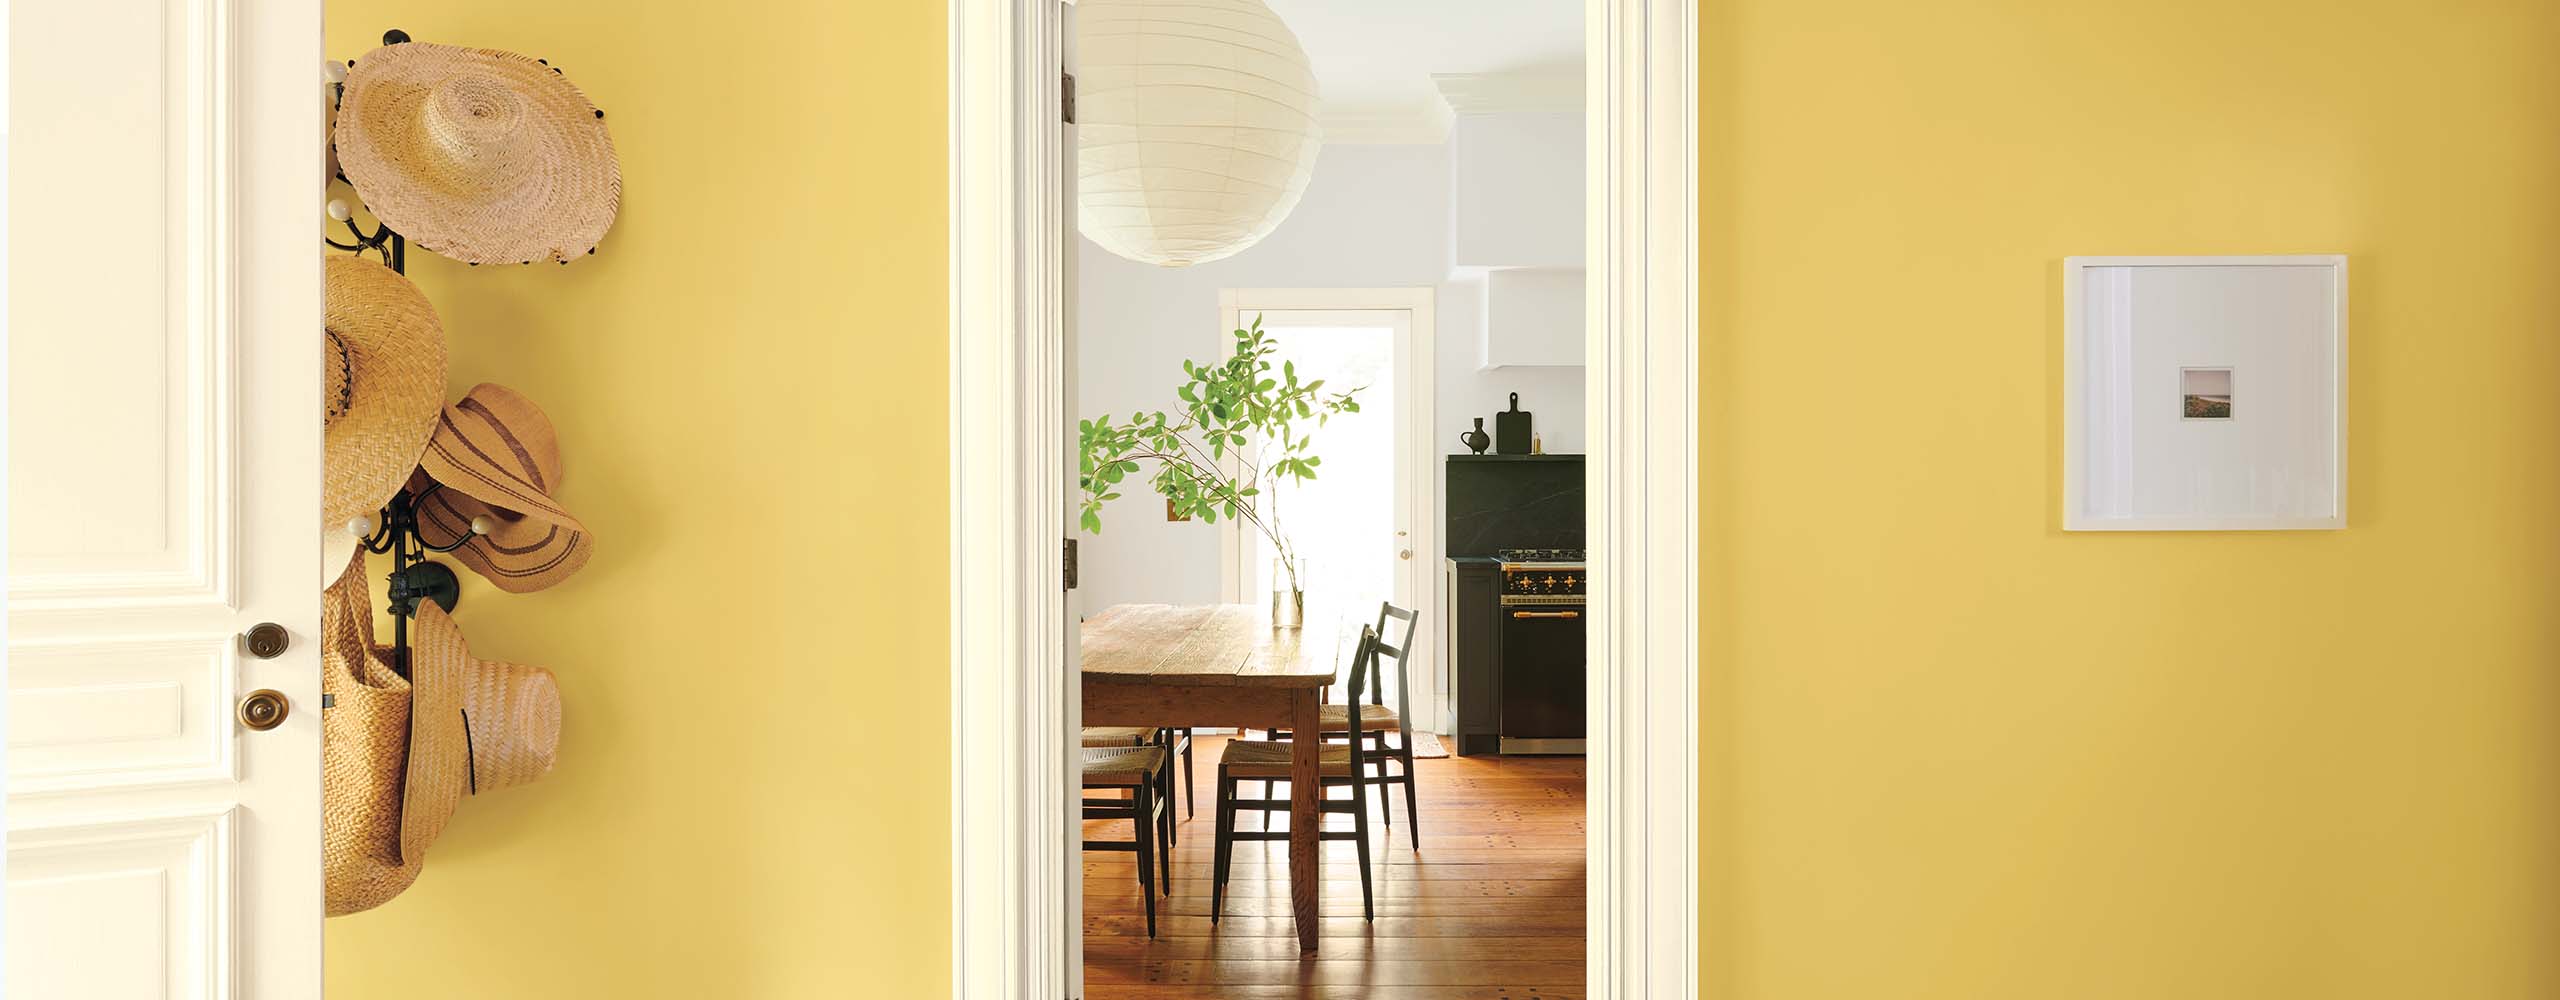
[243,623,290,659]
[237,690,289,731]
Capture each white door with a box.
[1214,293,1436,701]
[7,0,325,996]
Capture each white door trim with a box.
[948,0,1699,995]
[949,1,1073,997]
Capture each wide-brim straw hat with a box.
[334,41,620,265]
[321,550,563,915]
[324,256,447,532]
[413,384,594,593]
[406,598,562,819]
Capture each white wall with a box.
[1451,112,1584,269]
[1076,142,1584,612]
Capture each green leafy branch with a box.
[1077,317,1363,594]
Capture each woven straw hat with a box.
[321,549,563,915]
[406,595,562,813]
[334,41,619,265]
[324,256,448,532]
[413,384,594,593]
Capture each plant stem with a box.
[1116,446,1296,583]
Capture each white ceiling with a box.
[1264,0,1584,142]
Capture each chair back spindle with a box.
[1373,603,1420,739]
[1343,625,1380,777]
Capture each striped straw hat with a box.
[324,256,447,532]
[334,40,620,265]
[414,384,594,593]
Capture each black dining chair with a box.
[1212,626,1383,923]
[1081,744,1172,937]
[1084,725,1190,840]
[1266,601,1423,849]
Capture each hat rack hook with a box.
[346,482,486,679]
[324,30,414,276]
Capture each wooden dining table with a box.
[1081,603,1348,955]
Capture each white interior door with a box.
[7,0,324,996]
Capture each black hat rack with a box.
[328,27,466,680]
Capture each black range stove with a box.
[1448,547,1588,756]
[1497,547,1586,602]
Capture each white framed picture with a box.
[2063,255,2346,531]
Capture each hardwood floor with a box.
[1083,734,1586,1000]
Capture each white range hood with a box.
[1438,72,1585,370]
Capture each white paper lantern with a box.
[1076,0,1323,268]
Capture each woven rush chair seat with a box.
[1081,743,1172,936]
[1219,736,1362,779]
[1314,703,1396,730]
[1080,726,1156,747]
[1081,745,1167,787]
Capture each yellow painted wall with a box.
[1698,1,2560,998]
[316,1,2560,996]
[322,3,948,996]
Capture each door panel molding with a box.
[8,0,240,612]
[7,806,238,1000]
[7,635,241,796]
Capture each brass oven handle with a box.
[1510,611,1580,619]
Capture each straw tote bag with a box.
[321,550,425,915]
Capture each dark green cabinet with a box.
[1447,557,1503,756]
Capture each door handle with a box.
[237,689,289,731]
[1510,611,1579,619]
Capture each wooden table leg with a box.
[1289,689,1321,955]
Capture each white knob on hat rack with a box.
[326,199,352,222]
[469,515,496,536]
[345,513,376,538]
[324,59,347,84]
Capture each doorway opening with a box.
[945,0,1700,995]
[1065,0,1592,986]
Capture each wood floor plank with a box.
[1085,735,1586,997]
[1084,936,1587,961]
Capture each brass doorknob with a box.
[237,690,289,731]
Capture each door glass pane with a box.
[1243,319,1395,662]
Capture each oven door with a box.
[1499,600,1587,754]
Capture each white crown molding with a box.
[1432,70,1585,115]
[1319,103,1453,145]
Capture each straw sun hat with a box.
[324,256,447,532]
[413,383,594,593]
[322,549,562,915]
[335,41,621,265]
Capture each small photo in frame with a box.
[2181,367,2233,420]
